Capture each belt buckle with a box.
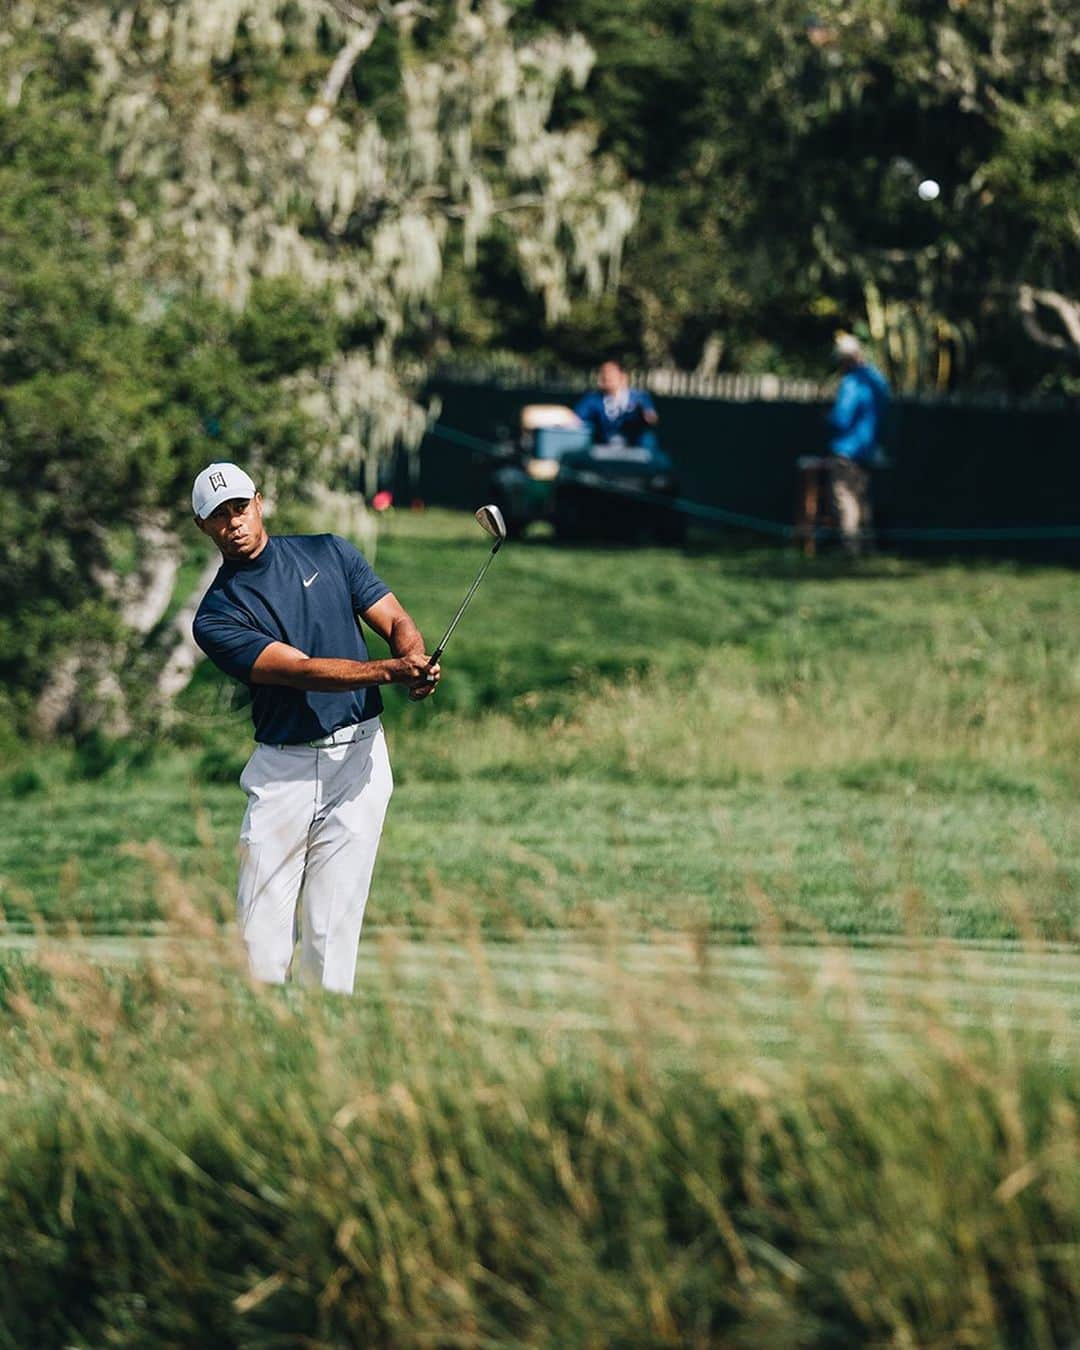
[308,719,375,750]
[308,724,353,749]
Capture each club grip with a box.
[407,646,444,702]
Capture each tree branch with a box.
[441,192,545,219]
[306,20,382,127]
[324,0,380,24]
[308,1,433,126]
[1017,285,1080,355]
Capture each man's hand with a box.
[392,653,441,694]
[404,659,441,702]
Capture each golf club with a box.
[409,504,507,699]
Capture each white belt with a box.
[281,719,380,750]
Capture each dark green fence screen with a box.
[398,375,1080,559]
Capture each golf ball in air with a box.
[917,179,940,201]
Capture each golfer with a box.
[190,461,440,994]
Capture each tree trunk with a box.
[33,515,186,736]
[156,554,222,707]
[121,515,185,635]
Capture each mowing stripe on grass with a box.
[4,931,1077,1045]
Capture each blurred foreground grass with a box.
[0,920,1077,1346]
[1,511,1077,940]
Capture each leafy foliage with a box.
[0,74,330,727]
[0,1,634,734]
[452,0,1080,391]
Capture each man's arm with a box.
[573,392,600,437]
[634,390,659,426]
[361,591,440,701]
[250,642,435,692]
[828,376,860,433]
[361,593,424,656]
[249,591,440,695]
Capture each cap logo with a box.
[208,471,227,491]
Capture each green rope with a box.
[426,422,1080,546]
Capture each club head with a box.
[475,503,507,543]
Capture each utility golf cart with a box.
[488,404,685,544]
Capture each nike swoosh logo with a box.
[302,571,319,588]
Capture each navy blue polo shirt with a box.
[193,534,391,745]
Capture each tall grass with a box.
[365,513,1080,790]
[0,889,1078,1346]
[387,640,1080,787]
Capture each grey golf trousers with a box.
[236,721,393,994]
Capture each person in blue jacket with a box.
[826,334,891,555]
[574,358,659,447]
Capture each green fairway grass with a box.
[3,771,1077,941]
[1,510,1077,940]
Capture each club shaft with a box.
[428,543,500,665]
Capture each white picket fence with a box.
[424,359,1073,411]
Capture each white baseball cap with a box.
[192,462,258,520]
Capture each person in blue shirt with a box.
[191,461,440,995]
[826,334,891,555]
[574,358,659,447]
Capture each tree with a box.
[0,76,332,733]
[0,0,636,734]
[498,0,1079,391]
